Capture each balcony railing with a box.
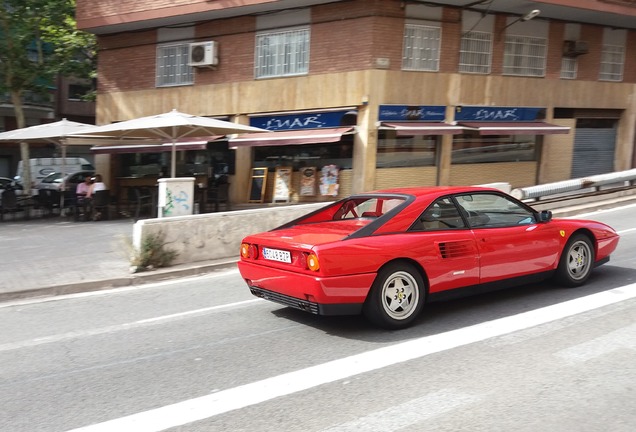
[0,91,54,108]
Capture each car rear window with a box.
[332,197,405,220]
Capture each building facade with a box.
[75,0,636,204]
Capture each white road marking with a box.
[0,268,240,309]
[554,322,636,364]
[67,284,636,432]
[0,299,262,352]
[616,227,636,235]
[573,202,636,218]
[321,389,482,432]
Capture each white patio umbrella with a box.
[0,118,97,192]
[69,109,268,177]
[0,118,95,143]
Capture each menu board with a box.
[319,164,339,196]
[299,167,316,196]
[248,167,268,203]
[273,167,292,203]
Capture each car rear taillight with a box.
[306,253,320,271]
[240,243,259,259]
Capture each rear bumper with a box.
[238,260,375,316]
[249,286,364,316]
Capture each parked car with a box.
[15,157,94,188]
[238,186,620,329]
[35,171,95,193]
[1,176,24,190]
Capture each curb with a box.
[0,259,238,303]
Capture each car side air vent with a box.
[438,241,474,259]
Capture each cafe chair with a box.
[37,189,62,217]
[92,190,111,221]
[128,187,155,221]
[207,177,231,212]
[1,189,21,221]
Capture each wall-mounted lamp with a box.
[499,9,541,37]
[521,9,541,22]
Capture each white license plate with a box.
[262,247,292,263]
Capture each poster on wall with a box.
[273,166,292,202]
[320,165,339,197]
[300,167,316,196]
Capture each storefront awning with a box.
[459,122,570,135]
[90,136,224,154]
[379,122,463,136]
[229,127,355,147]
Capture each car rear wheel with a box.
[363,262,425,329]
[555,233,595,287]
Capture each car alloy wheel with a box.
[555,233,595,287]
[381,271,419,320]
[364,262,425,329]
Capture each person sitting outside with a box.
[86,174,108,220]
[86,174,107,198]
[75,176,92,221]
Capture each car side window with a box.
[412,197,466,231]
[454,193,535,228]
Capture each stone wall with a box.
[132,203,330,265]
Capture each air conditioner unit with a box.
[189,41,218,67]
[563,40,589,57]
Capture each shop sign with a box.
[455,106,542,122]
[378,105,446,121]
[250,110,354,131]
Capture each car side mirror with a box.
[538,210,552,223]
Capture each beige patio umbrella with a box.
[69,109,268,177]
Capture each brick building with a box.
[75,0,636,205]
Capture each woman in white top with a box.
[86,174,107,198]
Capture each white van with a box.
[15,157,94,187]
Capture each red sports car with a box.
[238,186,619,329]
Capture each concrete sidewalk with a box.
[0,216,237,303]
[1,190,634,303]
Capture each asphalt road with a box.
[1,204,635,432]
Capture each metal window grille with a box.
[459,31,492,74]
[503,35,546,77]
[156,44,193,87]
[402,24,441,71]
[599,44,624,82]
[255,28,309,79]
[561,57,577,79]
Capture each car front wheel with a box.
[363,262,425,329]
[555,233,595,287]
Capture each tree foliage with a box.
[0,0,96,191]
[0,0,97,120]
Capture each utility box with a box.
[157,177,195,218]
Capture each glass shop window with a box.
[452,133,538,164]
[253,139,353,171]
[377,131,438,168]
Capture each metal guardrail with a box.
[511,168,636,200]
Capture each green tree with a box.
[0,0,96,190]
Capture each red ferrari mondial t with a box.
[238,186,619,329]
